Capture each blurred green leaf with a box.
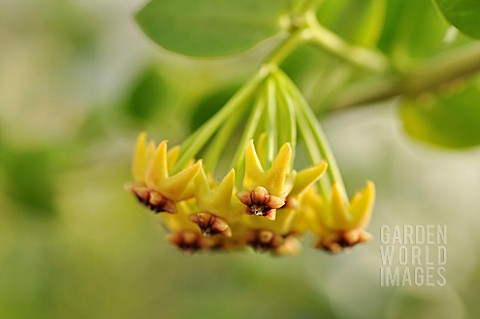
[124,65,168,121]
[4,148,57,216]
[354,0,387,47]
[400,80,480,148]
[135,0,291,57]
[76,108,109,143]
[378,0,448,62]
[317,0,386,46]
[434,0,480,39]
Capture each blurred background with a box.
[1,0,479,318]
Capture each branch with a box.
[332,43,480,110]
[304,12,389,73]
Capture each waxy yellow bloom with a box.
[190,168,243,237]
[126,132,201,214]
[237,139,327,221]
[307,181,376,253]
[236,140,292,220]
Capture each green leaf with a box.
[316,0,386,47]
[4,148,57,217]
[399,80,480,149]
[123,65,169,121]
[136,0,291,57]
[378,0,449,63]
[434,0,480,39]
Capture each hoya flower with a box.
[308,181,376,253]
[242,208,302,255]
[163,201,214,253]
[163,200,247,253]
[190,168,244,237]
[233,142,327,254]
[126,132,201,214]
[236,140,292,220]
[241,168,327,256]
[237,139,327,221]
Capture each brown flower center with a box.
[189,212,232,237]
[236,186,285,220]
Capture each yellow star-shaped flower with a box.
[237,139,327,221]
[236,140,294,220]
[162,201,213,253]
[308,181,376,253]
[126,132,201,214]
[189,168,244,237]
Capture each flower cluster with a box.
[126,131,375,255]
[126,69,375,255]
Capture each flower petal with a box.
[167,145,180,172]
[330,183,353,229]
[132,132,148,181]
[289,161,328,197]
[159,161,202,201]
[349,180,375,228]
[244,140,264,191]
[210,169,236,212]
[194,166,211,206]
[266,143,291,196]
[145,140,169,189]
